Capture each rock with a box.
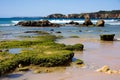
[112,70,118,74]
[16,20,60,27]
[0,50,2,52]
[118,70,120,74]
[96,65,120,74]
[106,70,113,74]
[46,14,66,18]
[18,67,29,71]
[100,34,115,41]
[96,19,105,26]
[74,59,83,65]
[50,29,54,31]
[67,21,79,25]
[18,64,23,68]
[4,49,9,52]
[96,65,110,72]
[83,18,93,26]
[56,31,61,33]
[33,70,41,73]
[101,65,110,72]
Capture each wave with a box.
[11,20,20,24]
[49,19,120,25]
[0,19,120,26]
[0,24,14,26]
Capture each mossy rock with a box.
[0,34,84,76]
[65,44,84,51]
[100,34,115,41]
[74,59,83,65]
[17,67,29,71]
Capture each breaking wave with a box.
[0,19,120,26]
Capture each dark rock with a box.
[96,19,105,26]
[24,31,49,34]
[83,18,93,26]
[46,14,67,18]
[16,20,60,27]
[74,59,83,65]
[79,30,82,32]
[82,14,93,26]
[100,34,115,41]
[50,29,54,31]
[0,49,2,52]
[67,21,79,25]
[56,31,61,33]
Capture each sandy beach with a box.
[1,37,120,80]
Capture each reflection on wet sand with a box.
[0,38,120,80]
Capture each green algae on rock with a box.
[0,34,84,76]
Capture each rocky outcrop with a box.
[96,65,120,74]
[83,18,93,26]
[96,19,105,26]
[45,10,120,19]
[46,14,66,18]
[82,14,93,26]
[67,14,84,18]
[66,21,79,25]
[16,20,60,27]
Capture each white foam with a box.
[11,20,21,24]
[0,24,14,26]
[107,22,120,25]
[49,19,120,25]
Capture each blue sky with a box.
[0,0,120,17]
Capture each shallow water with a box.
[1,38,120,80]
[0,18,120,80]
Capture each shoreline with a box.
[1,37,120,80]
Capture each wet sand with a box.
[1,38,120,80]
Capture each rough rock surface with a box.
[96,65,120,74]
[16,20,60,27]
[96,19,105,26]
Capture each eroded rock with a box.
[96,65,120,74]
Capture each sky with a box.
[0,0,120,17]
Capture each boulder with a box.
[100,34,115,41]
[83,18,93,26]
[81,14,93,26]
[96,65,110,72]
[15,20,60,27]
[67,21,79,25]
[0,49,2,52]
[96,65,120,74]
[96,19,105,26]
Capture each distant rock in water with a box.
[66,21,79,25]
[96,19,105,27]
[83,14,93,26]
[15,20,61,27]
[46,14,67,18]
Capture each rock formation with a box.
[96,19,105,26]
[45,10,120,19]
[47,14,66,18]
[16,20,60,27]
[96,65,120,74]
[66,21,79,25]
[83,14,93,26]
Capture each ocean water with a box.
[0,18,120,40]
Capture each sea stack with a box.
[83,14,93,26]
[96,19,105,27]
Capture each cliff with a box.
[46,10,120,19]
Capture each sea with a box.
[0,17,120,40]
[1,18,120,80]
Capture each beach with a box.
[1,37,120,80]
